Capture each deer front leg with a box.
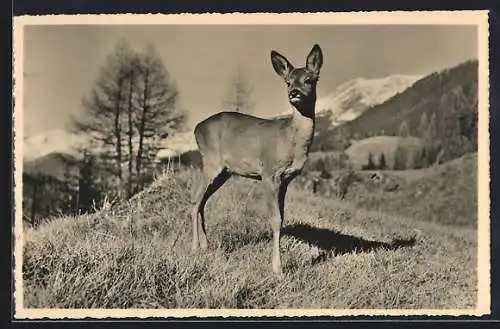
[283,155,307,178]
[271,211,282,275]
[265,177,290,276]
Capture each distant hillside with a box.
[23,152,82,224]
[350,152,478,227]
[22,151,113,225]
[328,60,478,162]
[24,152,79,181]
[344,136,424,170]
[297,152,478,227]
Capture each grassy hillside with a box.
[349,152,478,227]
[344,136,424,169]
[298,152,478,228]
[23,167,477,309]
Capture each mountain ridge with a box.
[332,59,478,156]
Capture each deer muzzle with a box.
[289,89,305,104]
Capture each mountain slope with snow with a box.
[333,60,478,156]
[315,74,422,125]
[23,129,89,163]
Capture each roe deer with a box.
[191,44,323,275]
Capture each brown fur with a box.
[191,45,324,275]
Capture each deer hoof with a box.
[199,238,208,250]
[273,269,284,278]
[272,264,284,277]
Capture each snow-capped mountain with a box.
[22,74,423,163]
[23,129,89,162]
[316,74,422,125]
[275,74,422,126]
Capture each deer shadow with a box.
[215,223,416,266]
[281,223,416,260]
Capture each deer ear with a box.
[271,50,293,78]
[306,44,323,75]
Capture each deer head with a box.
[270,44,323,118]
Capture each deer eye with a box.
[304,77,315,85]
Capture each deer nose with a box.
[289,89,301,98]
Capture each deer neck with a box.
[289,101,316,160]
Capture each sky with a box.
[22,24,478,138]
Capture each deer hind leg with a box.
[192,167,231,251]
[265,176,290,276]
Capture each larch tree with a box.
[221,66,254,114]
[71,40,186,199]
[71,39,135,198]
[133,44,186,191]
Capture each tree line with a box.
[358,112,439,171]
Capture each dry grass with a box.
[22,166,477,309]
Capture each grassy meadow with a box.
[341,153,478,227]
[22,155,478,309]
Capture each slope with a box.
[344,152,478,227]
[23,168,477,309]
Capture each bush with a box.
[393,145,408,170]
[378,153,387,170]
[361,152,377,170]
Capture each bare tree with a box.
[134,45,186,190]
[70,39,135,197]
[71,40,186,198]
[221,66,254,114]
[125,54,138,198]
